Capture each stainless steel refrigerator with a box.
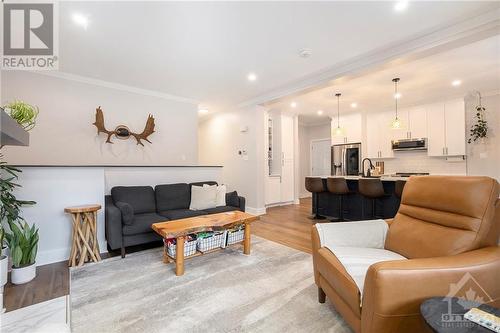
[331,143,362,176]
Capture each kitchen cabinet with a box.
[331,113,362,145]
[366,111,394,159]
[427,99,465,156]
[265,176,281,205]
[390,106,427,140]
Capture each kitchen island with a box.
[313,176,406,221]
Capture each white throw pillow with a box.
[203,184,227,207]
[190,185,217,210]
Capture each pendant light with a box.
[390,78,403,129]
[333,93,344,137]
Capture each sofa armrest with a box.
[238,196,246,212]
[105,195,123,251]
[314,220,388,249]
[361,246,500,331]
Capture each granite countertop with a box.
[314,175,411,181]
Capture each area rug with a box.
[70,237,351,333]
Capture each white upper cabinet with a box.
[427,98,465,156]
[331,113,362,145]
[408,106,428,139]
[427,103,446,156]
[366,111,394,159]
[444,99,466,156]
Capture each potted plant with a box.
[3,99,39,131]
[0,228,7,287]
[5,220,38,284]
[0,157,36,284]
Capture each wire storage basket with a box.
[196,231,226,252]
[165,234,197,258]
[226,225,245,245]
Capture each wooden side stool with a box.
[64,204,102,267]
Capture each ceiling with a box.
[57,1,499,114]
[283,35,500,126]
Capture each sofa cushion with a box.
[155,183,190,211]
[115,201,134,225]
[226,191,239,207]
[326,246,406,296]
[111,186,156,214]
[159,209,206,220]
[189,185,217,210]
[122,213,167,235]
[203,206,238,214]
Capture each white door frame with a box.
[310,138,331,176]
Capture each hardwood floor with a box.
[4,198,317,312]
[253,197,316,253]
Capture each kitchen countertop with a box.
[313,175,411,181]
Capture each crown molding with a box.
[30,71,200,105]
[237,8,500,109]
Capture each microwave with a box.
[392,138,427,151]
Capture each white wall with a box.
[298,122,331,197]
[198,106,266,214]
[1,71,199,165]
[465,92,500,182]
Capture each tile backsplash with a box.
[381,150,466,175]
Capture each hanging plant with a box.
[468,92,488,144]
[3,99,39,131]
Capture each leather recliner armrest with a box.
[361,246,500,332]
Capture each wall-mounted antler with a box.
[92,106,156,146]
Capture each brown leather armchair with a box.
[312,176,500,333]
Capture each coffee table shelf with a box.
[152,211,258,276]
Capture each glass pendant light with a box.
[390,78,403,129]
[333,93,345,136]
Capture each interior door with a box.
[280,115,295,203]
[311,139,331,176]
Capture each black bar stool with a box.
[394,180,406,200]
[326,177,352,222]
[305,177,326,220]
[358,178,390,219]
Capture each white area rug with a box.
[70,237,351,333]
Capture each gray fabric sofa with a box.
[105,181,245,257]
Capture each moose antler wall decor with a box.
[92,106,156,146]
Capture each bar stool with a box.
[326,177,352,222]
[305,177,326,220]
[358,178,389,219]
[394,180,406,200]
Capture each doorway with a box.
[310,139,331,176]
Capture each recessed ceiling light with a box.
[394,1,408,12]
[394,92,402,99]
[290,102,297,108]
[350,102,358,108]
[451,80,462,87]
[198,108,209,114]
[247,73,257,82]
[299,48,312,58]
[72,13,89,30]
[317,110,324,115]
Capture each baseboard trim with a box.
[300,193,312,199]
[245,207,267,216]
[36,241,107,266]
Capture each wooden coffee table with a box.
[152,211,259,276]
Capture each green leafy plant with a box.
[468,96,488,144]
[0,155,36,258]
[5,220,39,267]
[3,99,39,131]
[0,227,4,258]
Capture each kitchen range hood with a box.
[0,108,30,147]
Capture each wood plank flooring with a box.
[4,198,316,312]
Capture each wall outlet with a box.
[479,152,488,159]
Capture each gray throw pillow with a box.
[115,201,134,225]
[226,191,239,207]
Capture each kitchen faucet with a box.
[361,158,375,178]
